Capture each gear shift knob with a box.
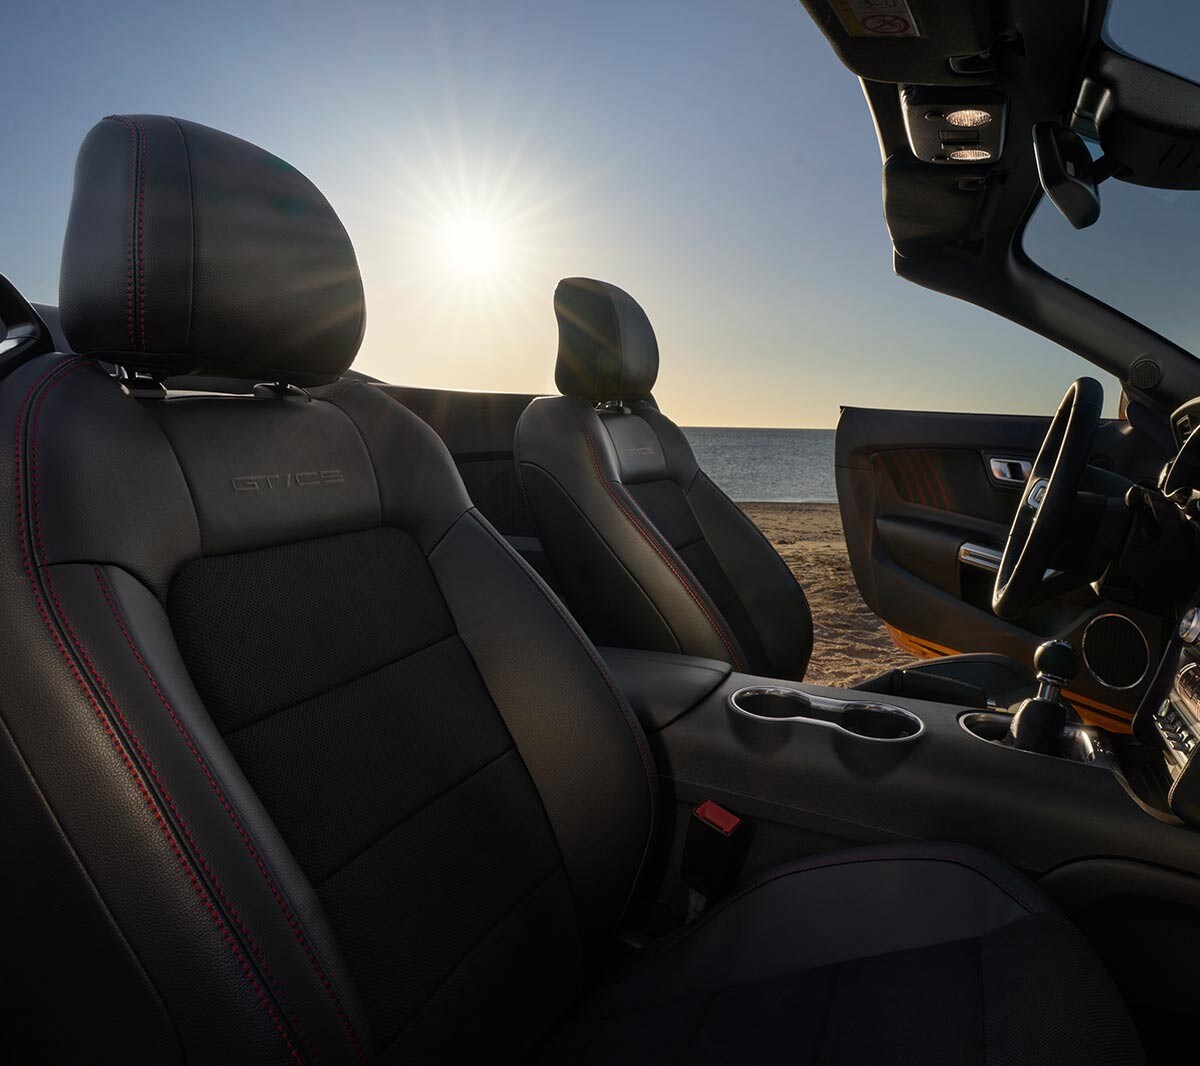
[1009,640,1079,755]
[1034,639,1080,686]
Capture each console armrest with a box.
[598,647,732,731]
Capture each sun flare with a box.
[437,210,510,278]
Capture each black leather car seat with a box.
[516,278,1042,709]
[516,278,814,679]
[0,116,1142,1065]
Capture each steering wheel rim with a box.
[992,377,1103,620]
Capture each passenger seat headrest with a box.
[554,277,659,403]
[59,115,365,386]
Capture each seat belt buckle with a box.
[682,800,752,908]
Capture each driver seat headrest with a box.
[554,277,659,403]
[59,115,365,386]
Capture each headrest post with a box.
[252,381,312,402]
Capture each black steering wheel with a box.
[992,378,1103,620]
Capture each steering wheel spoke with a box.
[992,378,1104,620]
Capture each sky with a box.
[0,0,1147,427]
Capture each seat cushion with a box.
[545,843,1145,1065]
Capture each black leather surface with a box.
[517,395,814,680]
[60,116,364,385]
[0,355,659,1064]
[518,396,750,668]
[553,278,659,403]
[522,278,813,681]
[4,119,1143,1066]
[599,647,731,732]
[548,843,1146,1065]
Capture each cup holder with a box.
[728,686,924,743]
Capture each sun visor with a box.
[798,0,994,85]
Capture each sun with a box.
[437,210,511,279]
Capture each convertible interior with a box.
[7,1,1200,1063]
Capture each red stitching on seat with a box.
[132,117,148,350]
[15,361,304,1064]
[93,565,368,1064]
[107,116,139,348]
[578,410,746,670]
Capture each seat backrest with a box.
[1,116,653,1065]
[516,277,814,681]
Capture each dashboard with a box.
[1160,396,1200,500]
[1147,612,1200,825]
[1130,400,1200,823]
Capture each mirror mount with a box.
[1033,122,1125,229]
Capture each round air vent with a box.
[1082,613,1150,690]
[1128,357,1163,391]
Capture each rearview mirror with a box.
[1033,122,1101,229]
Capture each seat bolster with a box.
[516,396,746,667]
[429,509,656,956]
[5,354,202,599]
[683,469,814,681]
[315,379,473,553]
[3,558,372,1064]
[588,842,1044,1011]
[0,706,181,1064]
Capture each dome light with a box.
[949,148,992,161]
[945,108,992,128]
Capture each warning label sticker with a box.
[830,0,921,38]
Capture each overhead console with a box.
[900,87,1007,165]
[797,0,995,85]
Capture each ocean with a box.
[682,427,836,503]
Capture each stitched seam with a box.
[0,711,186,1058]
[45,578,319,1064]
[93,566,368,1063]
[514,459,683,652]
[109,117,137,347]
[615,851,1040,983]
[133,117,148,350]
[465,510,658,921]
[30,364,90,564]
[167,117,196,353]
[314,747,514,888]
[14,360,302,1064]
[688,470,813,676]
[579,411,746,670]
[221,629,458,738]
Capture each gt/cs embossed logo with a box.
[231,470,345,492]
[625,446,655,458]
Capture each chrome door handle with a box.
[988,457,1032,485]
[959,542,1002,573]
[960,541,1062,580]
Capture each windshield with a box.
[1106,0,1200,84]
[1023,157,1200,358]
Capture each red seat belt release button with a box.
[694,799,742,837]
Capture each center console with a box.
[600,644,1200,886]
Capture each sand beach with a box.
[740,502,917,686]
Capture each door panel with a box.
[836,406,1168,729]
